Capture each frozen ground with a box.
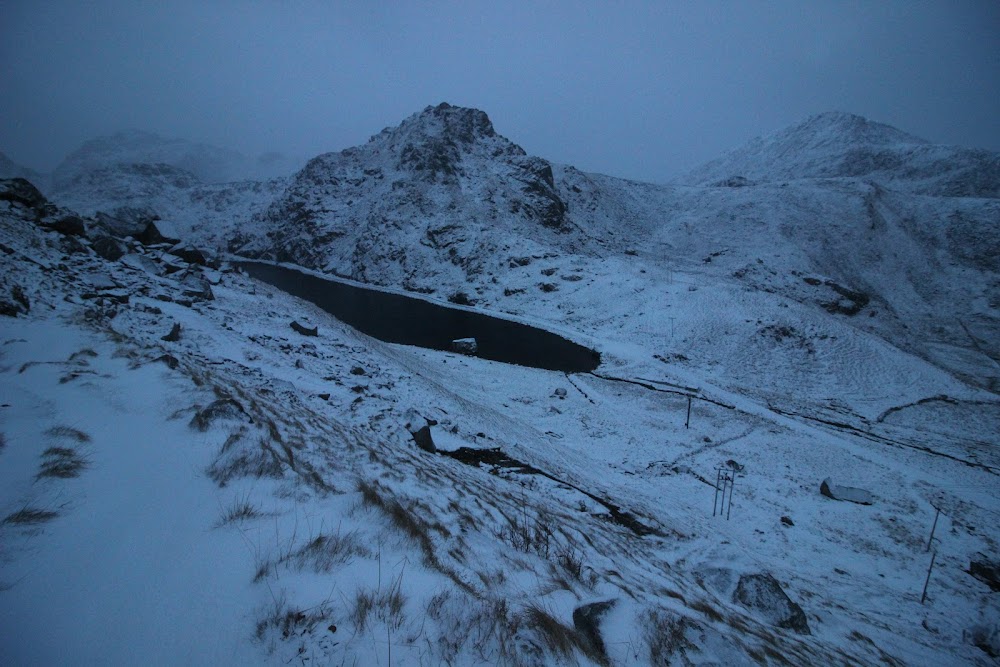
[2,187,998,665]
[2,105,999,664]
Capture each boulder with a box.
[154,354,179,370]
[572,599,616,660]
[137,220,180,246]
[552,387,568,399]
[969,555,1000,592]
[168,243,208,266]
[179,272,214,301]
[451,337,477,355]
[732,573,810,634]
[448,291,475,306]
[59,235,88,255]
[161,323,181,342]
[820,478,875,505]
[93,206,159,238]
[47,214,87,237]
[964,624,1000,658]
[0,178,47,210]
[91,236,126,261]
[410,424,436,453]
[290,321,318,337]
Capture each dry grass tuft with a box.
[350,582,407,632]
[3,506,58,525]
[45,426,91,443]
[36,446,89,479]
[288,529,368,573]
[217,494,263,526]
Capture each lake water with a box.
[238,262,601,373]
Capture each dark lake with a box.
[238,261,601,373]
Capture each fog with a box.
[2,1,997,182]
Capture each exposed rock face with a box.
[91,236,126,261]
[233,103,568,294]
[410,424,436,453]
[732,573,810,634]
[137,220,180,246]
[0,178,48,211]
[572,599,615,660]
[969,555,1000,592]
[94,206,161,238]
[965,624,1000,658]
[168,244,208,266]
[290,321,318,337]
[48,214,87,237]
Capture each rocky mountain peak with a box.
[372,102,498,147]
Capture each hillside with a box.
[2,104,999,664]
[677,112,1000,198]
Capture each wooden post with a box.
[926,506,941,552]
[921,551,937,604]
[726,474,735,521]
[685,396,692,429]
[713,469,722,517]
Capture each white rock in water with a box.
[451,337,478,355]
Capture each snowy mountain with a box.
[231,103,571,294]
[677,112,1000,198]
[51,129,302,189]
[3,105,1000,665]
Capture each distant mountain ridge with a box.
[49,129,304,196]
[678,111,1000,197]
[0,151,48,191]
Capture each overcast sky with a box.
[2,1,998,182]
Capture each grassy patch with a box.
[643,607,698,665]
[36,446,89,480]
[524,604,609,665]
[288,529,368,573]
[3,507,58,525]
[350,582,407,632]
[45,426,91,443]
[217,494,263,526]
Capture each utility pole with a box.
[685,395,692,429]
[926,505,941,552]
[712,463,744,520]
[921,551,937,604]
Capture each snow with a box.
[2,105,999,664]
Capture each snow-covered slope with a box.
[3,102,999,664]
[231,103,571,294]
[5,177,999,665]
[677,112,1000,198]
